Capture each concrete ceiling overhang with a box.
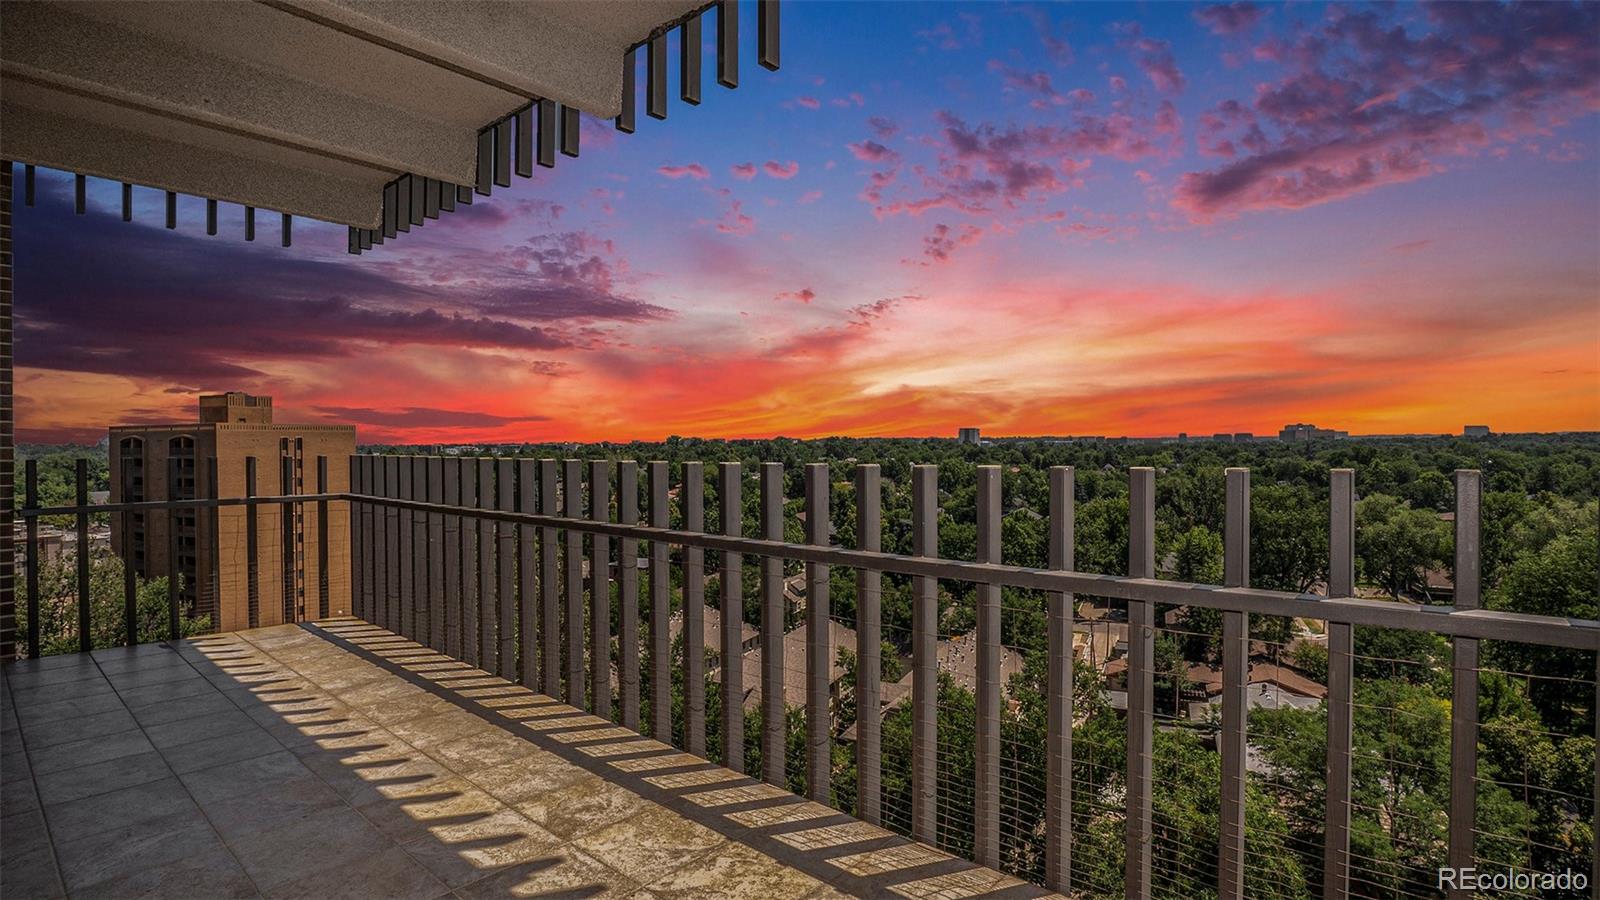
[0,0,774,238]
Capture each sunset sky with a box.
[14,0,1600,445]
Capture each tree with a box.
[17,552,211,655]
[1354,493,1448,599]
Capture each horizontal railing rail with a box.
[335,492,1600,651]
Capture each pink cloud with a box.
[847,140,898,163]
[763,160,801,179]
[798,190,823,205]
[730,163,757,181]
[1193,2,1263,36]
[658,163,710,180]
[1174,3,1600,219]
[795,96,821,110]
[915,223,984,264]
[775,288,817,304]
[868,117,899,139]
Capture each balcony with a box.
[4,455,1598,899]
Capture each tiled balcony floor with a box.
[1,620,1059,900]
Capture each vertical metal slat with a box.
[760,462,784,785]
[974,465,1001,867]
[206,198,217,235]
[516,105,534,177]
[497,458,516,680]
[804,463,830,803]
[476,130,494,195]
[1323,469,1356,900]
[650,461,672,742]
[619,461,641,728]
[684,462,706,755]
[427,457,445,647]
[442,457,462,660]
[681,15,702,105]
[647,34,668,120]
[758,0,780,70]
[590,460,612,720]
[537,99,557,169]
[398,456,414,637]
[165,458,179,641]
[717,0,738,88]
[516,459,536,684]
[564,459,584,706]
[855,464,882,824]
[494,119,512,188]
[617,49,637,133]
[478,458,496,672]
[459,459,478,666]
[246,456,260,629]
[1447,470,1482,895]
[165,191,176,229]
[1219,468,1250,900]
[121,183,132,222]
[1125,467,1156,899]
[910,464,938,844]
[24,460,38,658]
[560,105,580,158]
[719,462,743,771]
[317,457,330,620]
[539,459,559,696]
[1045,465,1074,893]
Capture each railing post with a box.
[284,455,298,623]
[974,465,1001,868]
[1125,466,1155,900]
[590,459,612,720]
[442,458,462,658]
[427,457,445,647]
[619,461,641,727]
[516,459,536,685]
[1447,469,1481,896]
[165,457,179,642]
[246,456,260,630]
[358,458,372,621]
[539,460,559,697]
[317,457,330,620]
[386,456,401,632]
[398,455,414,637]
[1323,468,1355,900]
[205,458,220,628]
[805,463,831,804]
[1046,465,1074,893]
[855,463,882,825]
[24,458,38,658]
[564,459,584,706]
[650,461,672,742]
[719,462,743,771]
[459,459,479,666]
[75,458,91,651]
[760,462,785,786]
[684,462,706,755]
[478,458,496,671]
[412,458,428,637]
[910,464,938,844]
[120,456,136,645]
[1220,468,1250,900]
[497,458,516,680]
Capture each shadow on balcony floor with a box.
[1,620,1061,899]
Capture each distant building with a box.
[1212,433,1234,443]
[109,392,355,633]
[957,427,981,444]
[1233,432,1254,443]
[1278,423,1347,442]
[1463,425,1491,438]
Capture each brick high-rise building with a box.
[109,393,355,633]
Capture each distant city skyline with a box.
[13,1,1600,444]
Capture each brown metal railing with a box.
[342,455,1597,899]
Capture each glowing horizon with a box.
[14,1,1600,445]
